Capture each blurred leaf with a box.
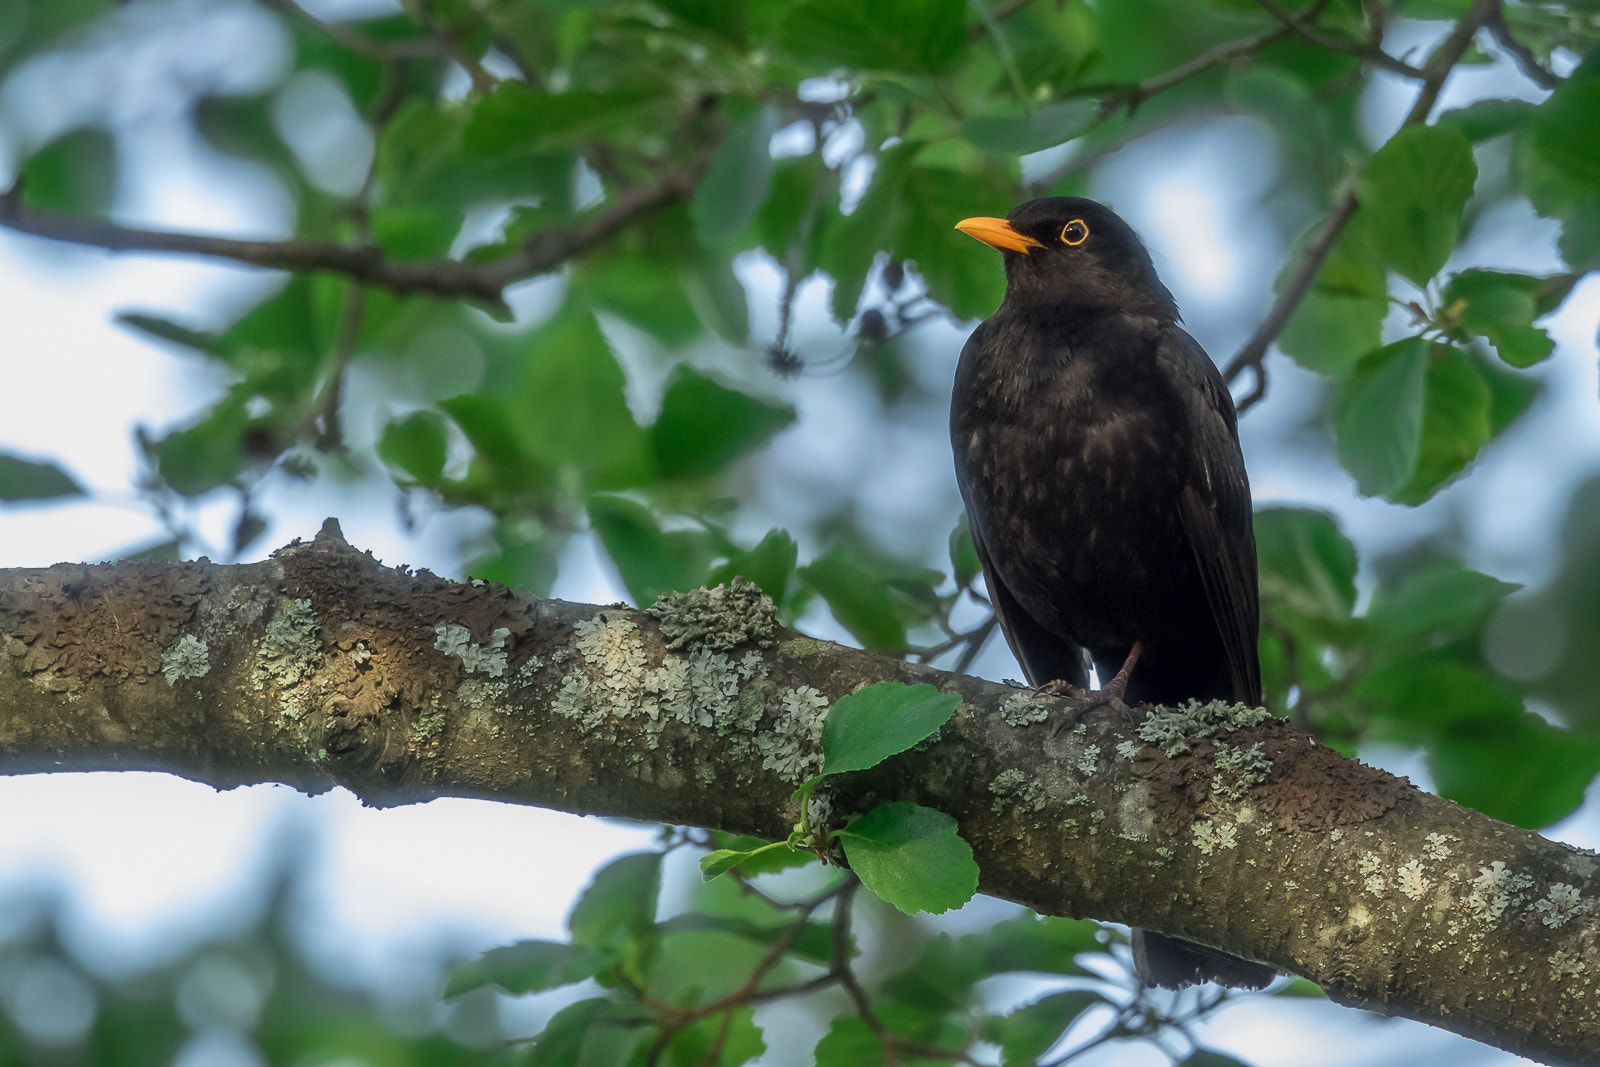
[588,494,716,605]
[369,204,463,260]
[465,84,659,156]
[152,401,251,497]
[1359,124,1477,287]
[898,164,1011,320]
[978,913,1099,975]
[813,1016,885,1066]
[994,990,1100,1066]
[445,940,612,997]
[694,105,781,242]
[513,301,652,488]
[1182,1051,1255,1067]
[568,852,662,948]
[962,100,1096,154]
[1367,557,1516,647]
[439,393,547,493]
[1254,508,1359,633]
[1443,270,1556,368]
[836,802,978,915]
[659,1006,765,1066]
[377,411,449,485]
[949,519,980,588]
[1390,345,1492,506]
[1431,713,1600,828]
[1332,338,1430,499]
[1558,190,1600,272]
[823,143,917,320]
[779,0,968,74]
[1531,76,1600,188]
[798,546,906,649]
[657,913,834,966]
[587,251,702,347]
[21,127,117,215]
[0,454,85,502]
[709,529,799,606]
[1440,98,1536,142]
[819,682,960,776]
[682,248,752,345]
[525,997,651,1067]
[650,366,795,481]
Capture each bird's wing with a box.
[1161,329,1262,705]
[966,517,1089,690]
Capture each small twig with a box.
[316,281,364,450]
[264,0,441,60]
[1253,0,1426,78]
[415,1,497,94]
[1486,7,1561,89]
[967,0,1041,41]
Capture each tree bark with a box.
[1,521,1596,1065]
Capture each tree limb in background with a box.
[0,522,1596,1066]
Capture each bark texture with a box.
[0,521,1597,1065]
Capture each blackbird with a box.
[951,197,1274,990]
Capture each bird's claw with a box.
[1045,685,1132,734]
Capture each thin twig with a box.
[1487,7,1561,89]
[1253,0,1426,78]
[263,0,442,60]
[1223,0,1502,401]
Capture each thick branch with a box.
[0,525,1597,1065]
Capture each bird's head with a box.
[956,197,1178,321]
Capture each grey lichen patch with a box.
[756,686,828,781]
[1536,883,1584,929]
[1137,700,1271,757]
[1465,861,1535,925]
[1424,832,1456,861]
[1075,744,1100,776]
[1213,740,1271,800]
[1550,949,1587,980]
[989,768,1047,814]
[1192,820,1237,855]
[1398,859,1430,900]
[161,635,210,686]
[646,578,776,651]
[254,598,320,689]
[434,624,510,677]
[1115,739,1142,761]
[1000,691,1049,727]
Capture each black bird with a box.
[951,197,1274,990]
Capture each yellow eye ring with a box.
[1061,219,1089,246]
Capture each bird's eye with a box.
[1061,220,1089,246]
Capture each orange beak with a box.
[955,216,1042,254]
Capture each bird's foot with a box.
[1044,641,1144,734]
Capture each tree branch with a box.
[1252,0,1427,79]
[1224,0,1502,401]
[0,160,704,316]
[0,523,1597,1065]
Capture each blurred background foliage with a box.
[2,0,1599,1062]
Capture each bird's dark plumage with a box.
[951,196,1273,990]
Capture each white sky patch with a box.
[1141,175,1240,303]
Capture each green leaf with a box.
[822,144,917,321]
[1443,270,1556,368]
[439,393,547,493]
[444,940,612,998]
[836,802,978,915]
[1430,713,1600,828]
[1277,291,1386,377]
[1367,557,1515,646]
[779,0,968,74]
[513,300,652,489]
[1390,345,1492,505]
[525,997,651,1067]
[657,913,834,966]
[896,164,1010,320]
[797,541,943,650]
[1439,98,1535,142]
[1559,191,1600,272]
[568,852,662,947]
[1253,508,1359,631]
[465,83,659,156]
[949,519,980,588]
[978,913,1099,975]
[21,127,117,215]
[962,100,1096,154]
[659,1006,765,1067]
[1181,1051,1255,1067]
[377,411,448,485]
[706,832,817,877]
[709,529,799,606]
[813,1016,884,1066]
[995,990,1100,1067]
[650,366,795,481]
[1531,77,1600,188]
[820,682,960,776]
[587,495,715,606]
[693,105,781,242]
[698,842,792,882]
[369,204,463,260]
[0,454,85,502]
[1359,124,1477,287]
[586,251,702,347]
[1332,338,1430,498]
[152,401,251,497]
[117,312,230,358]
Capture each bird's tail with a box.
[1131,929,1275,990]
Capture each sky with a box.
[0,2,1595,1064]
